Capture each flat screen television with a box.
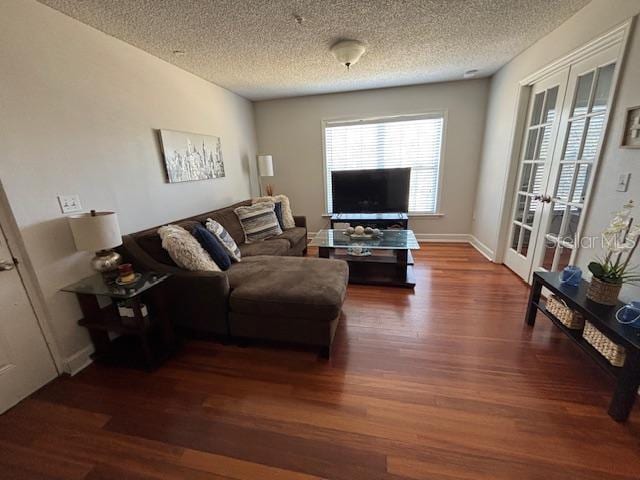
[331,168,410,213]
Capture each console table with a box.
[525,271,640,421]
[330,213,408,230]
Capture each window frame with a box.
[321,110,447,216]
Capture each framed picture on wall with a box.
[159,129,226,183]
[620,106,640,149]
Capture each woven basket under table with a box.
[546,295,584,330]
[582,321,626,367]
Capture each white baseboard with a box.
[469,235,495,262]
[63,344,94,376]
[414,233,471,243]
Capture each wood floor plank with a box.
[1,244,638,479]
[179,448,326,480]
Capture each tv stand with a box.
[330,213,408,230]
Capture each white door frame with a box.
[0,180,63,374]
[495,18,634,271]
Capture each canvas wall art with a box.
[159,129,226,183]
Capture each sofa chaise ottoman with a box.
[227,256,349,357]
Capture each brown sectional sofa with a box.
[122,200,348,356]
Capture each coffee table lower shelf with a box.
[319,247,415,289]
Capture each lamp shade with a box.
[68,211,122,252]
[257,155,274,177]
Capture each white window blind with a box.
[324,114,444,214]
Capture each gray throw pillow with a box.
[234,201,283,243]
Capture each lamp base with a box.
[91,250,122,281]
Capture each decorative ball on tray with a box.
[344,225,383,239]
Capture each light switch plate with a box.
[616,173,631,192]
[58,194,82,213]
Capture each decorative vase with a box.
[586,276,622,306]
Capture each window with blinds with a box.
[323,114,444,214]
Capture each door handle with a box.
[0,261,15,271]
[534,194,552,203]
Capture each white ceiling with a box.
[38,0,589,101]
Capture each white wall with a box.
[254,80,489,236]
[472,0,640,274]
[0,0,257,364]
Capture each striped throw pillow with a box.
[234,201,282,243]
[205,219,242,262]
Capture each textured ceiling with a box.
[38,0,589,101]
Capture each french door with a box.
[503,70,568,279]
[504,44,621,282]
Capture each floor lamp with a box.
[257,155,274,196]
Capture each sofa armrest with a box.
[293,216,307,229]
[121,235,230,334]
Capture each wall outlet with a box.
[616,173,631,192]
[58,194,82,214]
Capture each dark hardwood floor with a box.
[1,244,638,479]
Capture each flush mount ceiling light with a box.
[330,40,366,70]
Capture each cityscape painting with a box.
[159,129,225,183]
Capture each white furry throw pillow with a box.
[157,225,220,272]
[253,194,295,229]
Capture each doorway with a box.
[0,215,58,413]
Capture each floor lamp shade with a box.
[69,211,122,252]
[257,155,274,177]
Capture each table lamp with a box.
[68,210,122,278]
[257,155,274,196]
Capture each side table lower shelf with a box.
[74,280,176,371]
[88,331,177,370]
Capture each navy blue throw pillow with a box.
[191,224,232,271]
[273,201,285,230]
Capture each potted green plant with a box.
[587,200,640,305]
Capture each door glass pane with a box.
[531,92,545,126]
[511,225,521,251]
[571,71,594,117]
[542,86,559,123]
[557,246,572,271]
[582,115,605,160]
[556,163,575,200]
[519,163,533,191]
[536,126,551,160]
[521,228,532,256]
[514,194,527,222]
[572,163,592,203]
[548,206,566,237]
[525,129,538,160]
[531,163,545,194]
[542,238,557,270]
[523,198,535,227]
[563,118,586,160]
[563,206,582,245]
[592,63,615,112]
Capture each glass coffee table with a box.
[309,229,420,288]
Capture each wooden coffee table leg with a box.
[319,247,331,258]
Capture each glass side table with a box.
[61,271,175,370]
